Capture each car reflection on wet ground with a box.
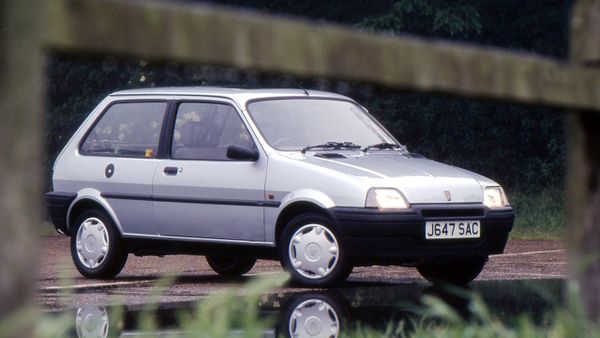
[50,279,563,338]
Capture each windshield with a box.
[247,99,396,151]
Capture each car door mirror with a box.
[227,145,259,161]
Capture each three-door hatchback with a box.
[46,87,514,287]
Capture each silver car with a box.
[46,87,514,287]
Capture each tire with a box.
[205,255,256,277]
[279,213,352,287]
[417,256,488,285]
[70,209,128,279]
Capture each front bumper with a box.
[331,203,514,265]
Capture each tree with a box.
[357,0,482,38]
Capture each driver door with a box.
[153,101,267,241]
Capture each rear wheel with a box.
[417,256,487,285]
[70,209,128,279]
[206,255,256,277]
[280,213,352,287]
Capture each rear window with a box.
[80,102,167,157]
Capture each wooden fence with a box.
[2,0,600,321]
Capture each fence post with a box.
[0,0,43,325]
[568,0,600,321]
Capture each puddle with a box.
[53,279,564,337]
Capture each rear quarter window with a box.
[80,102,167,157]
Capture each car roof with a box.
[109,86,353,104]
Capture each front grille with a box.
[421,208,484,218]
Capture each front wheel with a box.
[70,209,128,279]
[417,256,488,285]
[206,255,256,277]
[280,213,352,287]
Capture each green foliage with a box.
[0,307,40,338]
[509,188,565,240]
[28,274,288,337]
[25,275,600,337]
[403,286,600,338]
[358,90,566,192]
[177,275,287,337]
[357,0,482,38]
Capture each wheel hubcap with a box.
[76,306,109,338]
[289,298,340,338]
[76,217,109,269]
[289,224,339,279]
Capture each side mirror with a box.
[227,145,259,161]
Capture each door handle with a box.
[163,166,179,175]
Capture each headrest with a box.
[180,120,219,147]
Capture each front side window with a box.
[171,102,255,160]
[80,102,167,157]
[247,99,394,151]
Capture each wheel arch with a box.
[67,189,123,235]
[274,201,339,247]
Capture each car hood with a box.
[302,152,491,204]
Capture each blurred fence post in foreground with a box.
[0,0,43,323]
[568,0,600,321]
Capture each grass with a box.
[29,274,289,338]
[398,282,600,338]
[508,188,565,240]
[17,275,600,337]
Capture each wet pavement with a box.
[38,235,567,336]
[47,279,564,337]
[39,235,566,309]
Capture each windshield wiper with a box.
[301,141,362,153]
[362,142,403,152]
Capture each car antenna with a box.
[294,80,310,96]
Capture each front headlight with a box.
[483,186,509,208]
[365,188,410,210]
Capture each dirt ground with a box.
[38,234,566,309]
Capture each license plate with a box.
[425,220,481,239]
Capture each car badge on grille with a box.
[444,190,452,201]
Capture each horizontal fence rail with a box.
[43,0,600,112]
